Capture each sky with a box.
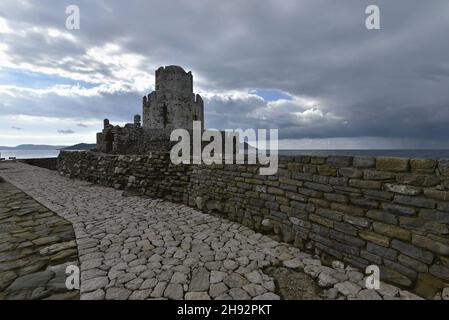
[0,0,448,148]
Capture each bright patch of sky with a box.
[251,89,292,102]
[0,67,96,89]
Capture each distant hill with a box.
[0,144,67,150]
[60,143,96,151]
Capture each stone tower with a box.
[142,65,204,130]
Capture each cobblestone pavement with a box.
[0,162,424,300]
[0,177,79,300]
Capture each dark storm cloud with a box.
[1,0,449,146]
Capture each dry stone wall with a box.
[57,151,449,291]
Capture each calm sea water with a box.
[1,149,449,160]
[0,149,60,160]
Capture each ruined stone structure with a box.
[143,66,204,131]
[96,66,204,154]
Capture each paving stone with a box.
[244,270,263,284]
[81,276,108,293]
[129,289,152,300]
[171,272,188,284]
[356,289,382,300]
[282,258,304,269]
[209,283,228,298]
[185,292,211,300]
[151,282,167,298]
[7,270,54,291]
[81,289,105,300]
[334,281,362,296]
[224,273,249,288]
[317,272,339,288]
[189,267,210,291]
[105,287,131,300]
[164,283,184,300]
[376,282,400,297]
[210,271,226,284]
[229,287,251,300]
[242,283,266,297]
[253,292,281,300]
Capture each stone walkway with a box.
[0,162,425,300]
[0,177,79,299]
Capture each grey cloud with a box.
[0,0,448,147]
[57,129,75,134]
[11,126,23,130]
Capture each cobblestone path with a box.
[0,162,423,300]
[0,178,79,299]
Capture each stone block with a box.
[363,170,394,180]
[343,214,370,227]
[353,156,375,168]
[396,173,440,187]
[327,156,353,167]
[315,208,343,221]
[410,159,437,173]
[412,234,449,256]
[331,203,365,216]
[318,165,337,176]
[366,242,398,260]
[366,210,398,225]
[380,266,413,287]
[438,160,449,176]
[384,259,417,279]
[359,231,390,247]
[385,184,421,196]
[372,222,411,241]
[391,240,434,264]
[338,167,363,178]
[400,216,448,235]
[334,221,357,236]
[309,214,334,228]
[382,203,415,216]
[398,254,428,273]
[349,179,381,189]
[376,157,409,172]
[394,195,435,209]
[419,209,449,224]
[303,182,333,193]
[423,189,449,201]
[429,264,449,281]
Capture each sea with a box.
[0,149,61,160]
[1,149,449,160]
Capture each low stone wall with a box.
[20,158,58,171]
[57,151,449,294]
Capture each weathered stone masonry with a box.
[58,151,449,292]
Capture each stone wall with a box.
[20,158,57,170]
[57,151,449,293]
